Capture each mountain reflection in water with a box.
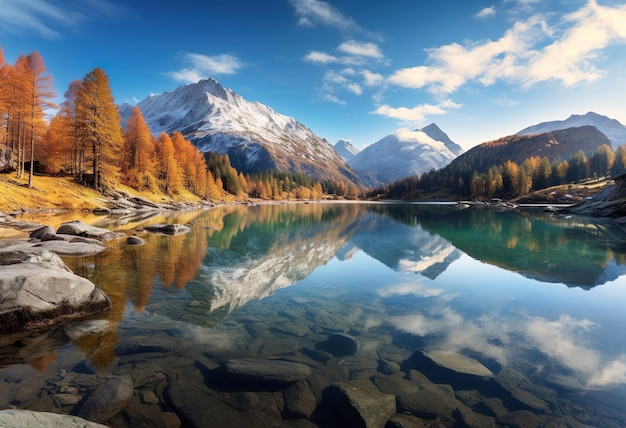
[1,202,626,427]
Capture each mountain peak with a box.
[334,140,360,162]
[348,124,462,187]
[123,78,361,185]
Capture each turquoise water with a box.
[2,202,626,427]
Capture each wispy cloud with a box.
[387,0,626,95]
[338,40,384,59]
[165,53,245,83]
[289,0,375,37]
[0,0,83,39]
[0,0,127,39]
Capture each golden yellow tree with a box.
[21,51,56,187]
[156,132,181,194]
[76,68,123,189]
[122,106,156,189]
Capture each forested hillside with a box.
[374,130,626,201]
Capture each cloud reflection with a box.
[385,284,626,389]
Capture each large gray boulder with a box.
[0,247,110,334]
[0,409,107,427]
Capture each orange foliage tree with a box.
[122,106,156,190]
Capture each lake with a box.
[1,202,626,427]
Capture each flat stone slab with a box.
[0,409,107,427]
[224,358,311,384]
[422,350,494,377]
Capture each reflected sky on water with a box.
[2,202,626,425]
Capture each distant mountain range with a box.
[345,124,464,187]
[518,112,626,148]
[121,78,624,189]
[120,78,360,185]
[447,125,611,174]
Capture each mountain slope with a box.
[348,124,463,186]
[518,112,626,148]
[447,126,610,173]
[334,140,359,162]
[121,78,361,185]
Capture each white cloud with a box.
[475,6,496,19]
[387,1,626,94]
[362,70,383,86]
[165,53,244,83]
[374,99,462,122]
[304,51,338,64]
[346,83,362,95]
[338,40,384,59]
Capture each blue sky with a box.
[1,0,625,150]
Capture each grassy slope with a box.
[0,174,205,213]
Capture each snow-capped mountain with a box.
[334,140,360,162]
[120,78,360,184]
[348,124,463,187]
[518,112,626,148]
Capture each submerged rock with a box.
[78,375,134,423]
[224,358,311,385]
[0,409,107,428]
[316,333,360,357]
[326,380,396,428]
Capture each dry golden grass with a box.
[0,173,208,214]
[0,174,106,213]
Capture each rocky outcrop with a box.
[559,174,626,221]
[0,246,110,334]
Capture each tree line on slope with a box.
[0,47,359,201]
[373,144,626,200]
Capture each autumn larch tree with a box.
[76,68,123,190]
[22,51,56,187]
[122,106,156,189]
